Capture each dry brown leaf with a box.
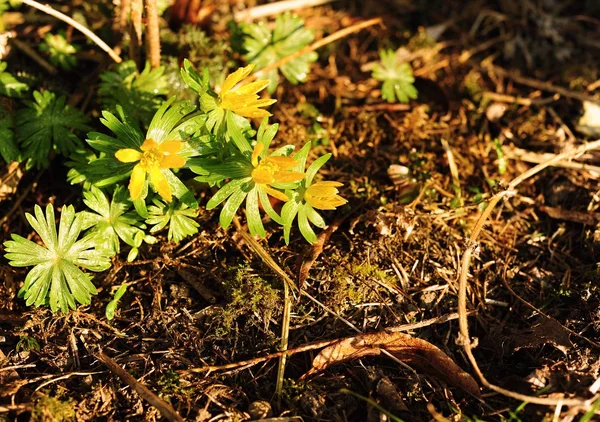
[0,162,23,202]
[302,331,480,397]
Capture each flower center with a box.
[251,160,280,184]
[139,149,162,168]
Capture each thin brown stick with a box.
[20,0,122,63]
[185,338,339,374]
[234,0,339,22]
[184,311,466,374]
[485,64,599,104]
[11,38,57,74]
[95,351,184,422]
[145,0,161,68]
[458,138,600,408]
[251,17,382,82]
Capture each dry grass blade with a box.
[458,138,600,408]
[95,352,184,422]
[20,0,122,63]
[302,331,480,397]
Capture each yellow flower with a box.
[251,143,304,202]
[115,139,186,202]
[219,64,276,118]
[304,181,348,210]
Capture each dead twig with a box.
[503,146,600,177]
[95,351,184,422]
[10,38,57,74]
[184,311,466,374]
[234,0,339,22]
[20,0,121,63]
[484,64,599,104]
[144,0,161,68]
[458,138,600,409]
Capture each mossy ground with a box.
[2,0,600,421]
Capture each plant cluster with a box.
[1,9,419,315]
[1,12,356,314]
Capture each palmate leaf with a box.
[99,61,168,126]
[80,186,147,256]
[146,198,199,243]
[3,204,112,313]
[15,90,90,168]
[0,61,28,98]
[0,103,19,163]
[372,49,418,103]
[243,12,318,93]
[39,32,78,71]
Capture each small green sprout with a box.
[99,61,168,126]
[146,198,199,242]
[105,282,127,320]
[243,12,318,93]
[372,49,418,103]
[15,90,89,168]
[3,204,112,313]
[80,186,150,259]
[39,32,78,71]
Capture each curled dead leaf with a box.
[302,331,480,397]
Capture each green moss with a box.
[31,395,75,422]
[215,266,281,337]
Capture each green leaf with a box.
[146,199,199,242]
[180,59,210,95]
[243,12,318,93]
[39,32,78,71]
[206,178,250,210]
[305,153,331,186]
[246,186,265,237]
[226,110,252,153]
[0,103,19,163]
[99,61,168,126]
[105,282,127,320]
[281,198,300,244]
[16,90,90,168]
[80,186,147,256]
[0,61,29,98]
[372,49,418,103]
[4,204,112,313]
[147,97,196,144]
[297,204,317,244]
[219,187,249,229]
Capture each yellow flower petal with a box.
[236,80,271,96]
[273,171,305,183]
[115,148,142,163]
[129,164,146,200]
[252,142,264,167]
[149,167,172,202]
[263,185,289,202]
[159,140,183,154]
[263,156,299,170]
[307,196,347,210]
[160,154,186,169]
[304,181,347,210]
[221,64,255,94]
[140,138,159,151]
